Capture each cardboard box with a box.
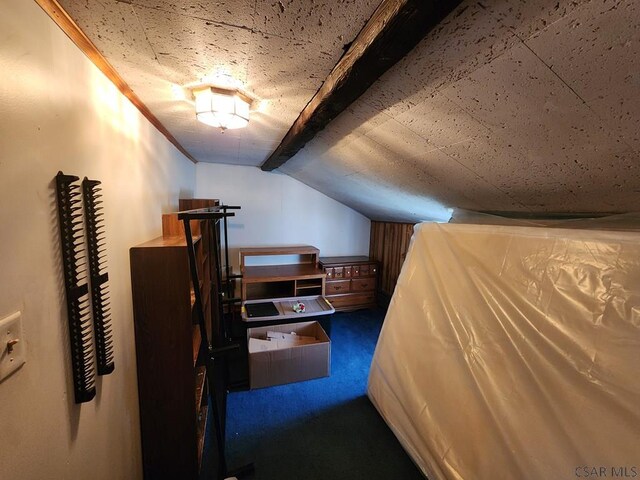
[247,321,331,389]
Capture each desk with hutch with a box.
[240,246,326,302]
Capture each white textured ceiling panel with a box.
[58,0,160,74]
[525,0,640,154]
[253,0,381,50]
[58,0,640,221]
[392,93,489,148]
[281,0,640,221]
[130,0,256,28]
[525,0,639,102]
[443,42,632,189]
[484,0,593,41]
[359,1,519,118]
[365,118,439,158]
[134,6,253,86]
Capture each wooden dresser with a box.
[319,256,378,312]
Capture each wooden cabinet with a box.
[130,199,218,480]
[319,256,379,312]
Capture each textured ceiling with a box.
[58,0,639,222]
[281,0,640,221]
[59,0,381,165]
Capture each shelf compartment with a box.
[295,284,322,291]
[295,287,323,296]
[243,263,325,282]
[245,280,295,301]
[295,278,323,295]
[239,245,319,271]
[295,278,322,287]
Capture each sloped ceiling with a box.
[58,0,381,165]
[57,0,639,222]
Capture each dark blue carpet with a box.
[224,308,424,480]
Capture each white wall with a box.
[0,2,195,479]
[195,163,371,271]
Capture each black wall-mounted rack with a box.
[55,172,96,404]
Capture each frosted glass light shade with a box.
[194,87,250,130]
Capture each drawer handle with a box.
[361,283,368,288]
[335,286,342,290]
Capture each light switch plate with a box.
[0,311,26,383]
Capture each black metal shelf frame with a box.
[178,206,253,480]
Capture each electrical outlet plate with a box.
[0,311,26,383]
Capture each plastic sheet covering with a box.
[367,221,640,480]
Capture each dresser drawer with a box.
[343,266,352,278]
[351,278,375,292]
[326,279,351,294]
[333,266,344,279]
[326,292,376,309]
[325,267,334,279]
[360,264,371,276]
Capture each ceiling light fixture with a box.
[192,86,252,131]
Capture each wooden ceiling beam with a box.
[260,0,463,172]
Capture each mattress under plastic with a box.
[368,222,640,480]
